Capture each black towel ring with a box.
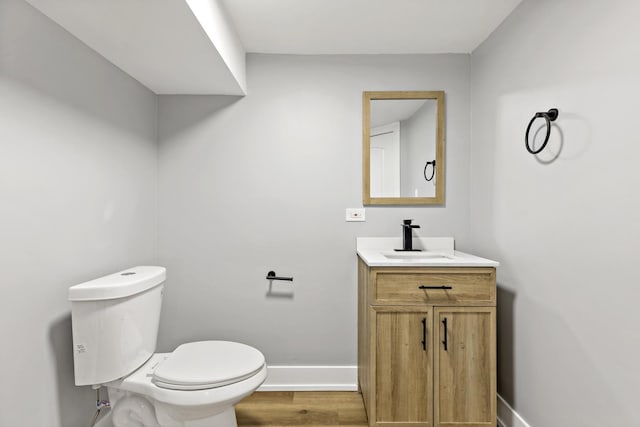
[525,108,559,154]
[423,160,436,182]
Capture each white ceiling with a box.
[24,0,247,95]
[221,0,523,54]
[25,0,522,94]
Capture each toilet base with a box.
[156,404,237,427]
[197,407,236,427]
[109,390,240,427]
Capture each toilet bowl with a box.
[107,343,266,427]
[68,267,265,427]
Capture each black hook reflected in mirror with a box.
[423,160,436,182]
[525,108,559,154]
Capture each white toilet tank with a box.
[68,266,166,387]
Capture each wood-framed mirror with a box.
[363,91,445,205]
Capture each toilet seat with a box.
[152,341,266,390]
[110,351,267,409]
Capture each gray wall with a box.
[0,1,158,426]
[469,1,640,425]
[156,54,471,364]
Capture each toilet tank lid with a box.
[68,266,166,301]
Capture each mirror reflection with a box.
[370,99,437,198]
[363,91,444,205]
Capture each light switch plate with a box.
[346,208,366,222]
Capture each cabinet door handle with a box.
[421,318,427,351]
[418,285,453,290]
[442,317,448,351]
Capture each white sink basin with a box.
[381,251,453,260]
[356,238,499,267]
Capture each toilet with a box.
[68,266,266,427]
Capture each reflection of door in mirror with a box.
[370,122,400,197]
[370,99,437,198]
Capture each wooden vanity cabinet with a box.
[358,258,496,427]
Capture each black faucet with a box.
[396,219,421,251]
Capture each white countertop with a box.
[357,237,499,268]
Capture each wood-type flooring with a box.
[236,391,368,427]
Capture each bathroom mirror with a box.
[363,91,444,205]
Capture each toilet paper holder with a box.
[266,271,293,281]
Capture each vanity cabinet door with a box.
[374,308,433,427]
[434,307,496,427]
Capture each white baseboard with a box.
[257,365,358,391]
[497,394,531,427]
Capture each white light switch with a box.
[346,208,366,222]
